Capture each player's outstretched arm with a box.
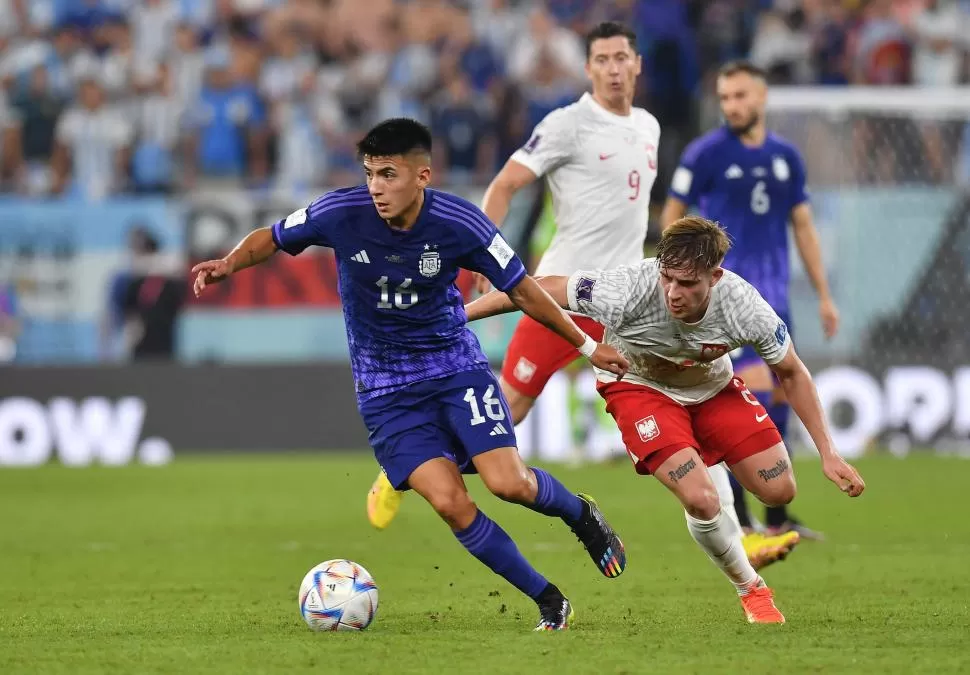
[506,276,628,380]
[465,275,570,321]
[191,226,277,297]
[768,345,865,498]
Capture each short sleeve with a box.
[432,194,523,291]
[461,230,527,293]
[434,194,526,291]
[566,265,642,330]
[668,137,712,206]
[509,108,575,178]
[271,191,345,255]
[788,146,809,208]
[741,290,792,365]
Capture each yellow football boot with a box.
[367,471,403,530]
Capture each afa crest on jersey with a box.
[772,156,790,181]
[419,250,441,277]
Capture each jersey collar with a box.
[581,92,635,126]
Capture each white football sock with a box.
[685,508,760,594]
[707,462,742,531]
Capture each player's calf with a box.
[655,448,762,592]
[409,457,570,628]
[474,447,585,523]
[474,447,625,578]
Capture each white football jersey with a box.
[511,93,660,277]
[565,259,791,405]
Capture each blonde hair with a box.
[656,215,732,272]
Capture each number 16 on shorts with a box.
[464,385,507,427]
[443,372,517,453]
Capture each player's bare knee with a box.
[754,474,796,507]
[772,476,797,506]
[682,485,721,521]
[483,470,536,505]
[426,489,476,529]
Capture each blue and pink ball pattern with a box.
[298,559,379,631]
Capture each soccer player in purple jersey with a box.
[191,119,630,631]
[662,61,840,550]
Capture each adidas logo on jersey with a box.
[489,422,509,437]
[725,164,744,179]
[351,250,370,263]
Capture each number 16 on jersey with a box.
[376,276,418,310]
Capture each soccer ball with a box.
[298,559,379,631]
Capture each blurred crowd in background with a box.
[0,0,968,202]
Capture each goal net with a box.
[764,87,970,458]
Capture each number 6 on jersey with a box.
[750,181,770,215]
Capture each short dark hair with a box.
[656,216,732,273]
[717,60,767,81]
[356,118,432,159]
[585,21,637,59]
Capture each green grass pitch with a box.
[1,454,968,674]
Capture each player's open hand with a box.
[822,454,865,497]
[589,343,629,381]
[192,258,233,297]
[474,272,492,296]
[819,297,840,339]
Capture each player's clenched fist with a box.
[589,343,629,381]
[192,258,233,297]
[821,454,865,498]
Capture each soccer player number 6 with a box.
[750,181,770,215]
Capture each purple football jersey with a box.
[272,186,526,402]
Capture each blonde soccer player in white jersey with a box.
[464,216,866,624]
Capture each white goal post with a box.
[767,86,970,117]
